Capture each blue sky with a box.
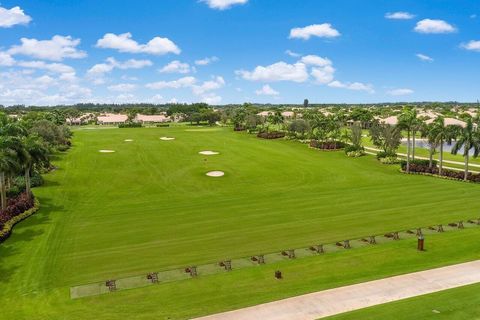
[0,0,479,105]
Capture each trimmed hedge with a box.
[118,122,142,128]
[309,140,345,150]
[400,160,480,183]
[0,198,40,243]
[257,131,285,139]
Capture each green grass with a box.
[327,282,480,320]
[2,126,480,319]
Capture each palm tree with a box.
[0,137,19,210]
[451,119,480,181]
[18,135,49,199]
[429,117,457,176]
[398,108,421,173]
[421,123,439,168]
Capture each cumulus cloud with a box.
[87,57,152,76]
[328,80,374,93]
[0,6,31,28]
[387,88,414,96]
[192,76,225,95]
[17,61,75,74]
[236,61,309,82]
[289,23,340,40]
[159,60,193,74]
[195,56,219,65]
[145,76,197,89]
[0,52,15,66]
[107,83,137,92]
[201,0,248,10]
[200,93,222,104]
[255,84,279,96]
[385,12,415,20]
[96,32,180,55]
[8,35,86,61]
[461,40,480,52]
[414,19,456,34]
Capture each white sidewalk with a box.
[195,260,480,320]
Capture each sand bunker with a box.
[206,171,225,177]
[99,150,115,153]
[124,139,133,142]
[199,151,219,155]
[160,137,175,141]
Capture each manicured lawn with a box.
[327,282,480,320]
[1,126,480,319]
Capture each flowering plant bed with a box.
[0,196,40,243]
[257,131,285,139]
[309,140,345,150]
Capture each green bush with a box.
[346,150,365,158]
[31,172,44,187]
[156,124,170,127]
[6,186,22,198]
[344,145,364,154]
[376,151,397,160]
[379,156,399,164]
[400,159,437,169]
[118,122,142,128]
[57,144,70,152]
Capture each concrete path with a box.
[364,146,480,169]
[195,260,480,320]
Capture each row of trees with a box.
[0,113,71,211]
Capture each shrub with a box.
[6,186,22,198]
[376,151,397,160]
[346,150,365,157]
[156,124,170,127]
[310,140,346,150]
[400,159,437,170]
[31,172,44,188]
[57,144,70,152]
[379,156,399,164]
[257,131,285,139]
[118,122,142,128]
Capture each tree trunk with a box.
[0,172,6,210]
[25,167,32,199]
[412,130,416,160]
[439,139,443,176]
[429,147,433,168]
[464,153,469,182]
[406,130,411,173]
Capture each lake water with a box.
[401,139,474,156]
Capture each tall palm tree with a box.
[430,117,457,176]
[399,108,420,173]
[451,119,480,181]
[0,137,19,210]
[18,135,49,199]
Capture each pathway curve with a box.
[195,260,480,320]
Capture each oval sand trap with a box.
[160,137,175,141]
[199,151,219,155]
[206,171,225,177]
[124,139,133,142]
[99,150,115,153]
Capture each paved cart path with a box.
[195,260,480,320]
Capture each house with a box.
[425,117,467,128]
[66,113,94,125]
[97,113,128,125]
[257,111,274,117]
[377,116,398,125]
[134,114,170,124]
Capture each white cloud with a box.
[300,55,332,67]
[385,12,415,20]
[145,76,197,89]
[461,40,480,52]
[236,61,309,82]
[159,60,192,74]
[0,6,31,28]
[387,88,414,96]
[300,55,335,84]
[416,53,434,62]
[255,84,279,96]
[96,32,180,55]
[17,61,75,74]
[8,35,86,61]
[192,76,225,95]
[195,56,219,65]
[200,93,222,104]
[414,19,456,34]
[107,83,137,92]
[289,23,340,40]
[328,80,374,93]
[87,57,152,76]
[201,0,247,10]
[0,52,15,66]
[285,50,301,57]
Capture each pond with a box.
[401,139,475,156]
